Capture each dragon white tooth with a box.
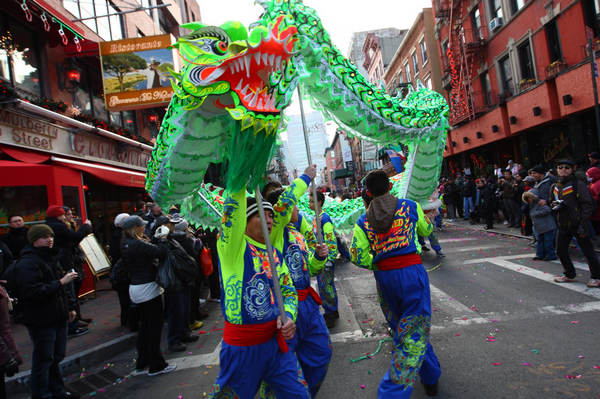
[230,65,235,74]
[268,54,275,66]
[249,91,259,107]
[235,80,243,91]
[275,56,282,69]
[262,53,268,65]
[244,91,253,102]
[242,83,250,94]
[254,53,261,66]
[257,98,264,109]
[244,56,251,72]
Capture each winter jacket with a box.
[0,241,13,277]
[0,286,22,367]
[462,180,476,197]
[550,175,596,235]
[587,167,600,222]
[529,203,557,234]
[0,227,28,258]
[477,185,494,210]
[534,175,556,203]
[501,178,516,199]
[443,182,458,205]
[45,218,92,272]
[14,245,75,328]
[109,227,124,263]
[121,236,168,285]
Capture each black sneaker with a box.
[422,382,438,396]
[68,328,89,338]
[169,343,186,352]
[181,335,199,343]
[422,246,431,252]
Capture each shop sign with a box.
[0,109,151,171]
[543,131,569,162]
[99,34,178,112]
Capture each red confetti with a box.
[492,362,502,366]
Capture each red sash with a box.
[223,320,289,353]
[376,253,422,271]
[297,287,322,305]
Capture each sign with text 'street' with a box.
[99,34,179,112]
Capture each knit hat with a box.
[114,213,130,227]
[246,198,274,219]
[121,215,148,230]
[27,224,54,244]
[46,205,65,218]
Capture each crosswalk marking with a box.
[465,253,592,273]
[464,257,600,300]
[437,238,478,243]
[441,245,502,253]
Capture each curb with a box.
[6,332,137,394]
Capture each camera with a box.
[552,200,565,212]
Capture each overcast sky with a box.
[197,0,433,56]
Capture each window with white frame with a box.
[420,39,428,65]
[508,0,525,16]
[64,0,124,41]
[517,39,535,84]
[498,54,513,95]
[412,52,419,75]
[488,0,503,20]
[405,62,411,82]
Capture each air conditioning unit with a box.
[489,17,504,32]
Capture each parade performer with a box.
[210,187,309,399]
[350,170,441,398]
[261,165,332,397]
[309,192,340,328]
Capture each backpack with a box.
[109,259,130,290]
[168,239,199,284]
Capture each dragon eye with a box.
[213,41,228,55]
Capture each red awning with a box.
[31,0,86,37]
[65,40,99,57]
[0,145,51,164]
[51,156,146,188]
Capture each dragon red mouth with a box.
[195,16,297,114]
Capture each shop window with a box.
[517,40,535,81]
[471,7,483,40]
[420,39,428,65]
[498,55,513,96]
[0,20,42,97]
[64,0,124,41]
[122,110,138,132]
[508,0,525,16]
[62,186,81,218]
[545,20,563,62]
[488,0,503,20]
[412,52,419,75]
[0,186,48,224]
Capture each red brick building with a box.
[383,8,444,95]
[0,0,199,239]
[433,0,600,176]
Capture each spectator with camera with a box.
[551,160,600,287]
[14,224,80,399]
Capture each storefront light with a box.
[66,69,81,84]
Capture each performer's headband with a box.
[246,201,274,219]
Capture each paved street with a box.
[9,222,600,398]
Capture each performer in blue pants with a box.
[261,168,332,397]
[351,170,442,398]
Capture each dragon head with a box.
[172,16,297,135]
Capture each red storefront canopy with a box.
[51,156,146,188]
[0,145,50,164]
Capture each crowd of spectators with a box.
[0,200,221,397]
[439,154,600,289]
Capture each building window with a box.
[498,55,513,96]
[517,40,535,81]
[480,71,492,105]
[425,77,432,89]
[471,7,483,40]
[0,20,42,97]
[420,39,428,65]
[545,20,563,63]
[397,71,404,84]
[489,0,503,20]
[64,0,124,41]
[412,52,419,75]
[508,0,525,16]
[405,62,411,83]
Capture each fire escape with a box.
[436,0,487,126]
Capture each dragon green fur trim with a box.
[147,0,450,225]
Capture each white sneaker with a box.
[503,221,509,225]
[131,369,147,376]
[148,364,177,376]
[586,279,600,288]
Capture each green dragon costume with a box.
[146,0,449,226]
